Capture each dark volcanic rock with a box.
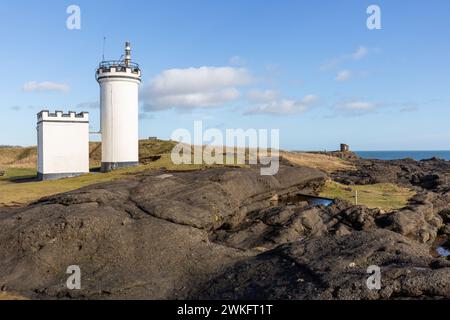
[210,200,383,252]
[0,166,326,299]
[330,156,450,246]
[380,204,443,244]
[439,209,450,236]
[0,161,448,300]
[194,230,450,300]
[332,157,450,190]
[129,166,326,231]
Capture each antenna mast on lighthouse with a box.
[124,41,131,67]
[102,36,107,61]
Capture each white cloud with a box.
[344,101,375,110]
[321,46,369,70]
[247,89,279,102]
[141,66,253,111]
[336,70,351,82]
[352,46,368,60]
[332,98,378,116]
[148,88,241,110]
[245,94,319,115]
[23,81,70,92]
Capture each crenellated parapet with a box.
[96,63,141,82]
[37,110,89,123]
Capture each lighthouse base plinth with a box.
[101,161,139,173]
[37,172,86,181]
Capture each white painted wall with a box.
[97,67,141,164]
[37,111,89,176]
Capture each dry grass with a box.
[0,292,28,300]
[0,140,178,206]
[0,139,255,206]
[0,146,37,168]
[319,180,415,210]
[281,151,356,173]
[0,153,244,207]
[0,140,358,207]
[0,139,179,170]
[89,142,102,168]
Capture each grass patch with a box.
[319,180,415,210]
[0,292,28,300]
[1,139,359,207]
[0,139,179,170]
[280,151,356,173]
[0,167,37,181]
[0,154,244,207]
[0,139,252,206]
[0,146,37,168]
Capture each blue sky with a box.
[1,0,449,150]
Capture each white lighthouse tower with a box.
[96,42,141,172]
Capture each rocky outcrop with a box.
[311,151,360,160]
[439,209,450,236]
[0,166,327,299]
[0,162,448,300]
[194,230,450,300]
[380,204,443,244]
[328,156,450,247]
[332,157,450,191]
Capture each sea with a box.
[355,151,450,161]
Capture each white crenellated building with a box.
[37,110,90,181]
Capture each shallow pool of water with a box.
[277,194,335,207]
[436,246,450,257]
